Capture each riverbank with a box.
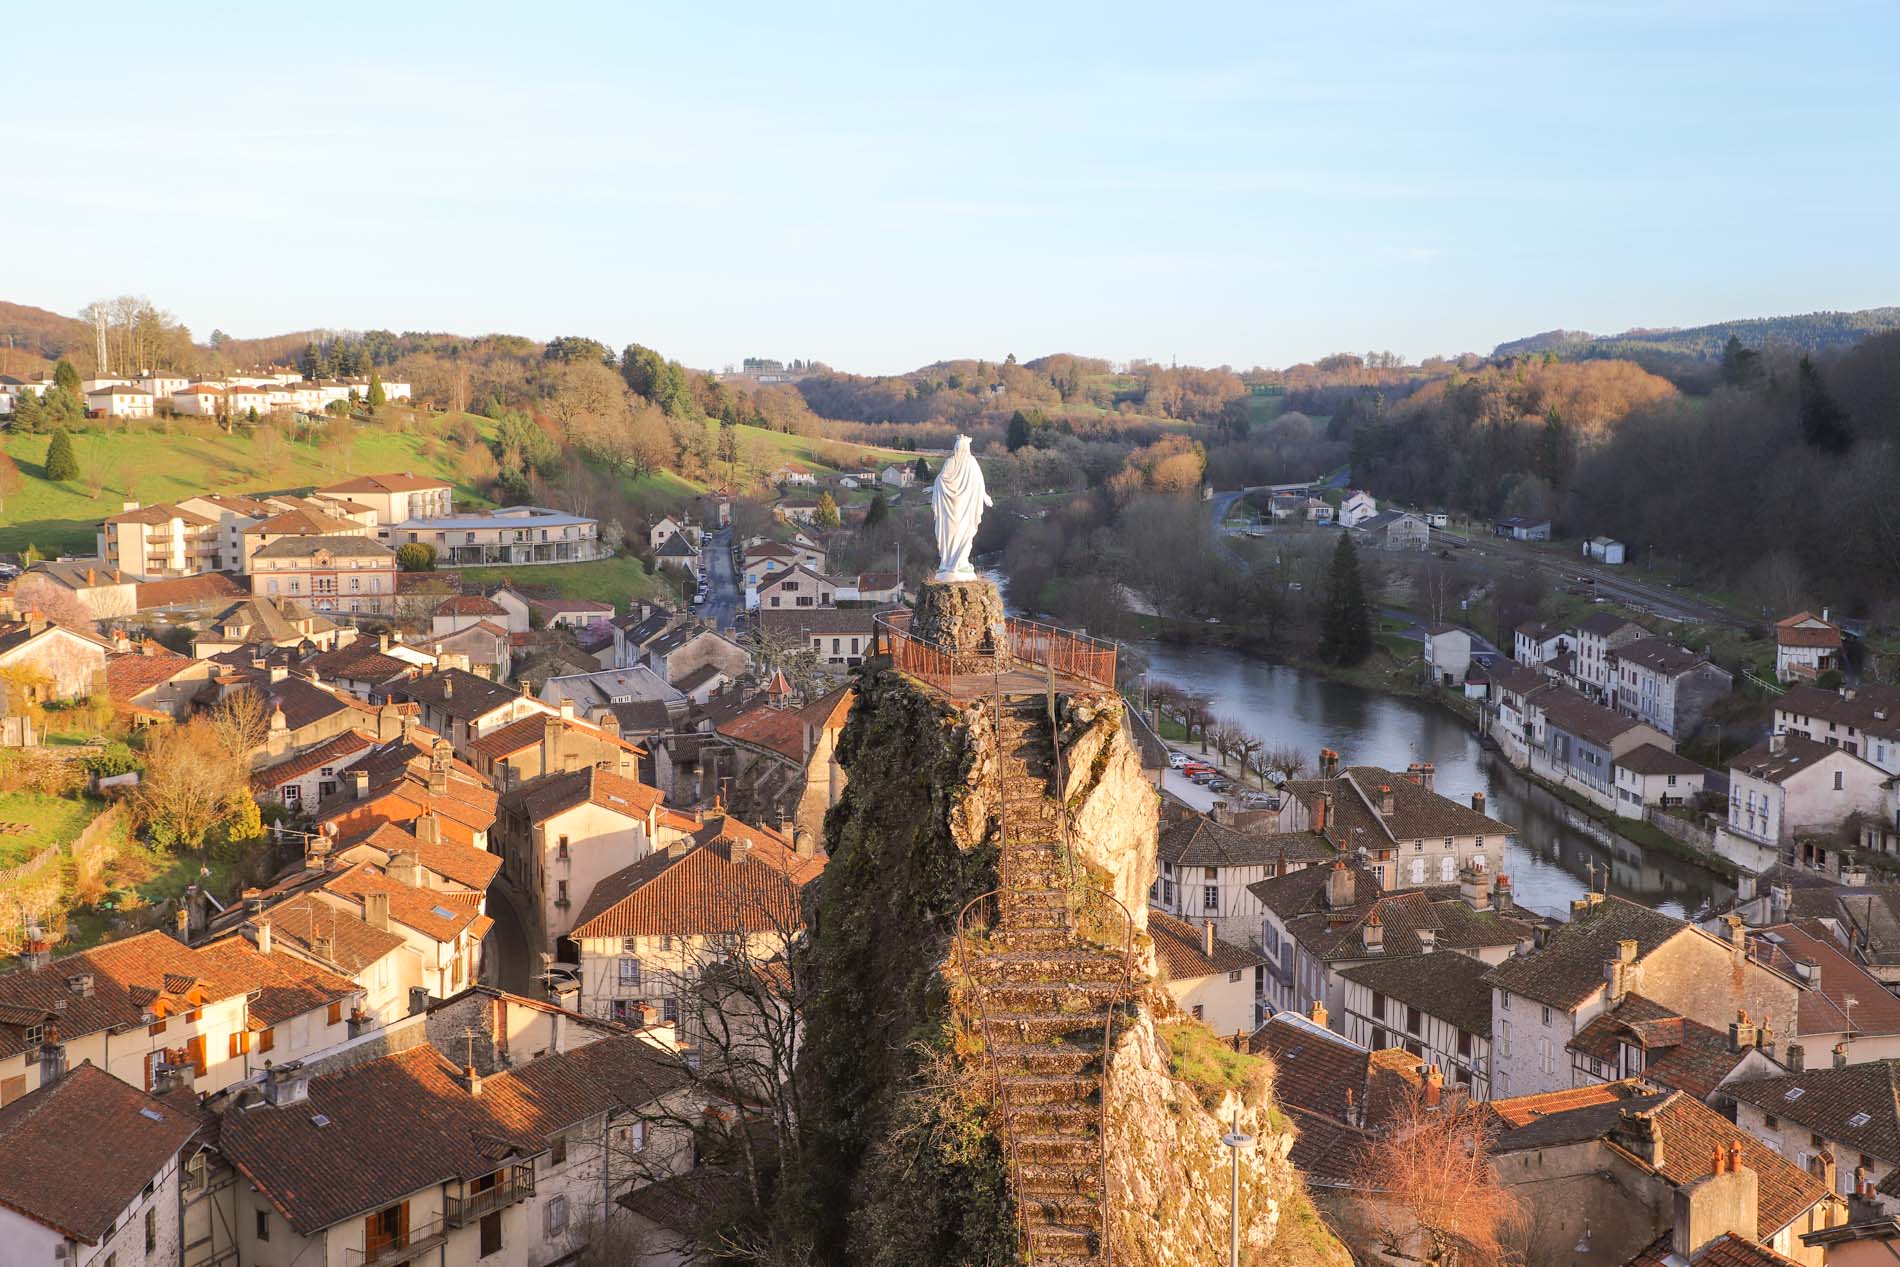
[1137,613,1744,893]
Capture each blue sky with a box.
[6,3,1896,374]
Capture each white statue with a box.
[931,434,992,581]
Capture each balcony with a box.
[348,1216,446,1265]
[444,1167,535,1228]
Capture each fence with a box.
[875,609,1118,692]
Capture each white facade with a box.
[0,1150,184,1267]
[1728,742,1886,845]
[86,385,155,417]
[1339,971,1491,1099]
[1337,489,1378,527]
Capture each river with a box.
[1131,640,1732,921]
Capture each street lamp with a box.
[1222,1109,1255,1267]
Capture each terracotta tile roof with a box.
[1778,684,1900,742]
[1565,995,1748,1099]
[1776,611,1842,649]
[321,863,484,943]
[499,765,663,825]
[1757,921,1900,1038]
[1285,766,1515,847]
[0,931,253,1059]
[332,820,502,891]
[1282,1104,1372,1185]
[1615,743,1705,776]
[1729,1059,1900,1164]
[1483,895,1686,1010]
[106,500,213,527]
[437,594,508,616]
[190,935,358,1028]
[135,571,248,609]
[1159,815,1338,869]
[224,1035,689,1234]
[317,472,450,494]
[1248,1011,1369,1121]
[1626,1233,1803,1267]
[0,1063,200,1243]
[1731,733,1868,785]
[717,702,807,762]
[250,729,376,792]
[256,893,406,973]
[1148,908,1266,980]
[570,822,820,940]
[464,713,643,763]
[103,649,201,702]
[255,674,366,732]
[756,606,882,638]
[1339,951,1494,1035]
[246,508,361,537]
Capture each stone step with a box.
[990,1043,1097,1076]
[1003,1074,1099,1107]
[1001,905,1072,932]
[1009,1103,1097,1135]
[1015,1133,1100,1165]
[970,952,1129,985]
[981,1014,1107,1047]
[993,927,1079,952]
[1017,1162,1102,1196]
[1027,1228,1097,1261]
[1021,1198,1102,1230]
[985,987,1120,1021]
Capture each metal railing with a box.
[952,664,1138,1267]
[444,1167,535,1228]
[349,1216,445,1265]
[874,609,1118,692]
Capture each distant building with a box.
[85,383,154,418]
[1583,536,1625,565]
[1350,509,1428,550]
[248,536,398,616]
[1776,610,1844,684]
[1337,489,1378,528]
[1492,516,1551,541]
[388,506,604,566]
[313,472,453,528]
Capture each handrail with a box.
[874,608,1118,692]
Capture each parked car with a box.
[1240,791,1279,809]
[1189,771,1217,785]
[1208,779,1235,794]
[1168,752,1193,769]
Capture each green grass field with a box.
[0,416,498,555]
[0,791,99,866]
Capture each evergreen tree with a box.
[11,388,43,432]
[863,492,889,529]
[814,491,841,530]
[1006,410,1031,452]
[912,456,931,482]
[40,386,83,428]
[1797,356,1854,455]
[716,418,739,473]
[1319,532,1372,665]
[367,371,387,409]
[44,429,80,481]
[1720,335,1764,389]
[52,359,80,394]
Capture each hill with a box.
[1495,306,1900,366]
[0,300,90,371]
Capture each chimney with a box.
[1203,920,1216,959]
[795,827,816,859]
[1324,861,1356,911]
[1729,1010,1756,1054]
[1418,927,1437,952]
[1493,872,1514,913]
[1471,791,1486,814]
[430,764,449,796]
[263,1062,312,1106]
[1835,1041,1850,1070]
[1312,793,1330,836]
[388,850,421,888]
[1319,749,1340,779]
[1787,1042,1805,1073]
[1605,938,1638,1003]
[1723,912,1747,958]
[1758,1014,1775,1052]
[1672,1148,1758,1261]
[257,920,273,957]
[1423,1064,1444,1108]
[377,704,402,742]
[1210,799,1235,826]
[559,698,574,721]
[542,714,563,775]
[1309,1000,1328,1028]
[1770,731,1786,756]
[1361,913,1385,954]
[174,906,191,943]
[461,1064,483,1096]
[1412,762,1436,793]
[414,815,440,846]
[1460,864,1491,911]
[349,768,369,801]
[1614,1107,1666,1169]
[365,891,391,930]
[1378,785,1394,816]
[443,675,454,699]
[1769,884,1791,924]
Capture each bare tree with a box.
[11,574,96,628]
[1230,728,1265,787]
[1175,692,1213,754]
[208,686,270,763]
[1351,1089,1522,1267]
[1264,744,1310,785]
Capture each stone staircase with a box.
[961,696,1134,1267]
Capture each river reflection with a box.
[1133,640,1730,921]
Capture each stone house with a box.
[1422,624,1472,688]
[1152,807,1337,949]
[1612,743,1707,818]
[1339,949,1496,1098]
[1349,509,1428,550]
[1727,733,1886,847]
[397,668,552,752]
[1609,636,1733,739]
[1148,908,1266,1037]
[642,624,749,687]
[1776,683,1900,775]
[1279,757,1517,892]
[756,564,838,610]
[20,560,138,620]
[0,618,110,701]
[465,708,643,790]
[249,535,398,617]
[0,1063,200,1267]
[1729,1059,1900,1217]
[1574,611,1649,702]
[1776,610,1844,684]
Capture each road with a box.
[481,883,534,996]
[1432,530,1744,628]
[700,525,741,631]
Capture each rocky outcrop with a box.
[912,578,1007,671]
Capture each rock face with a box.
[788,656,1343,1266]
[911,578,1006,671]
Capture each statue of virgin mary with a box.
[930,435,991,581]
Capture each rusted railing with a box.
[874,609,1118,692]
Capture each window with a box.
[1499,990,1510,1011]
[544,1195,570,1236]
[256,1210,270,1241]
[1499,1019,1511,1057]
[1203,885,1218,911]
[663,996,679,1024]
[1458,1030,1472,1058]
[1228,969,1242,983]
[1192,1004,1204,1020]
[557,879,569,904]
[1765,1113,1778,1129]
[145,1208,156,1252]
[1372,992,1386,1021]
[622,937,638,953]
[1406,1006,1422,1036]
[328,1001,342,1025]
[258,1028,274,1053]
[618,958,641,986]
[1541,1005,1551,1026]
[1849,1112,1873,1128]
[1835,770,1845,790]
[557,835,570,861]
